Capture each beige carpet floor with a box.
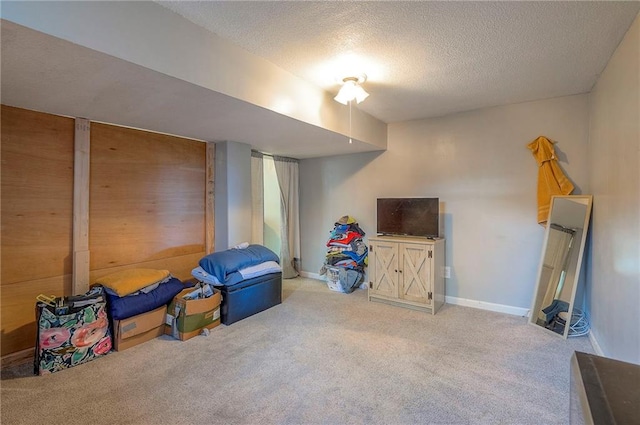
[1,277,593,424]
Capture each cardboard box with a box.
[165,287,221,341]
[113,305,167,351]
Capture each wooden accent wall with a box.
[88,123,206,281]
[1,106,207,358]
[1,105,75,356]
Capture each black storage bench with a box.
[219,272,282,325]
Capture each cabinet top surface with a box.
[369,235,444,244]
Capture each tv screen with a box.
[377,198,439,238]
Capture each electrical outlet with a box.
[444,266,451,279]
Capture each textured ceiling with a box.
[158,1,640,123]
[2,2,639,159]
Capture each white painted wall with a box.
[300,94,590,310]
[587,13,640,364]
[215,141,252,250]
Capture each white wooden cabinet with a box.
[368,235,445,314]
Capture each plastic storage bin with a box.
[325,266,362,293]
[326,267,344,293]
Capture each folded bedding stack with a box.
[94,269,185,321]
[191,244,283,325]
[320,215,368,293]
[191,243,282,286]
[93,268,186,350]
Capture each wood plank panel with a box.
[89,252,204,283]
[2,108,208,357]
[89,123,206,271]
[1,348,34,369]
[1,105,74,285]
[0,274,72,356]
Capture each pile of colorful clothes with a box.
[320,215,367,292]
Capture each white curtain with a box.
[250,151,264,245]
[273,155,300,279]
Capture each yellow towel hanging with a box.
[527,136,574,225]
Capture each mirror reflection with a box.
[530,196,592,338]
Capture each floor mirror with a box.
[529,195,593,338]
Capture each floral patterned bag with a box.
[34,286,112,375]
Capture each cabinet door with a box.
[399,243,431,304]
[369,240,398,298]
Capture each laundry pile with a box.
[320,215,367,293]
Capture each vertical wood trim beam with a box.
[205,142,215,254]
[73,118,90,294]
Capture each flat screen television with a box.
[376,198,439,238]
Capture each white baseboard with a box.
[588,331,605,356]
[303,272,601,354]
[445,295,530,317]
[299,271,323,280]
[302,272,528,316]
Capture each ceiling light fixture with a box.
[334,74,369,105]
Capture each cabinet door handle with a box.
[399,270,403,273]
[394,269,398,273]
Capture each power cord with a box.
[567,307,590,337]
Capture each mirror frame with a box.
[529,195,593,339]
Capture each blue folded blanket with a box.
[105,276,186,320]
[199,244,279,284]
